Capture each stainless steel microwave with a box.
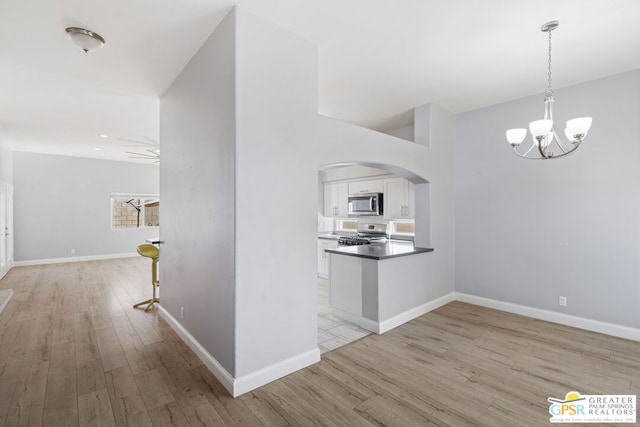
[348,193,383,217]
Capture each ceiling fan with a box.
[117,136,160,163]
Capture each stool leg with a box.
[134,257,160,311]
[143,282,159,312]
[134,298,153,309]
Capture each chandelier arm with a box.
[537,140,552,159]
[551,128,572,154]
[513,142,545,159]
[512,141,537,158]
[515,147,578,160]
[512,150,547,160]
[545,148,579,160]
[522,143,536,157]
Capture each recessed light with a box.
[95,148,102,151]
[99,134,108,138]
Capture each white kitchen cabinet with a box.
[318,239,338,278]
[348,179,384,195]
[384,177,414,219]
[407,181,415,218]
[323,182,348,217]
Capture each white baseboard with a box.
[14,252,139,267]
[158,305,320,397]
[157,305,235,395]
[233,348,320,397]
[334,292,456,335]
[359,317,382,334]
[0,289,13,314]
[379,292,456,334]
[455,292,640,342]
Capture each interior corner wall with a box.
[455,69,640,329]
[159,9,237,375]
[12,151,159,262]
[233,8,319,378]
[384,125,414,142]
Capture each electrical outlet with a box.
[71,248,76,255]
[180,306,184,319]
[559,296,567,307]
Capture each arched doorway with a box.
[315,162,431,354]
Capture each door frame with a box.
[0,181,14,280]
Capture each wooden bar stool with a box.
[134,243,160,311]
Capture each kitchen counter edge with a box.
[326,243,434,260]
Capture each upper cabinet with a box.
[324,182,348,217]
[323,176,414,219]
[383,177,414,219]
[348,180,384,195]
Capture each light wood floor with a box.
[0,258,638,426]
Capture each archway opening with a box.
[315,161,432,354]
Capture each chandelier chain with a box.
[547,29,553,96]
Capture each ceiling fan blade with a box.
[126,151,158,158]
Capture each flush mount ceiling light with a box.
[65,27,105,53]
[506,21,592,159]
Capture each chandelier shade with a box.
[506,21,592,159]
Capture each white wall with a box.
[159,7,457,396]
[320,165,389,182]
[384,125,414,142]
[159,9,237,375]
[455,70,640,329]
[234,8,319,379]
[13,152,159,262]
[0,136,12,184]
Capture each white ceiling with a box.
[2,0,640,163]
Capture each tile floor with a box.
[317,278,371,354]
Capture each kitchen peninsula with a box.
[326,239,434,334]
[327,239,432,260]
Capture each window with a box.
[111,194,159,229]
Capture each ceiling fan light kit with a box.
[506,20,592,160]
[65,27,105,53]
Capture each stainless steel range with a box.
[338,223,388,246]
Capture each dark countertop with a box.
[326,240,434,260]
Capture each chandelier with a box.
[506,21,592,159]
